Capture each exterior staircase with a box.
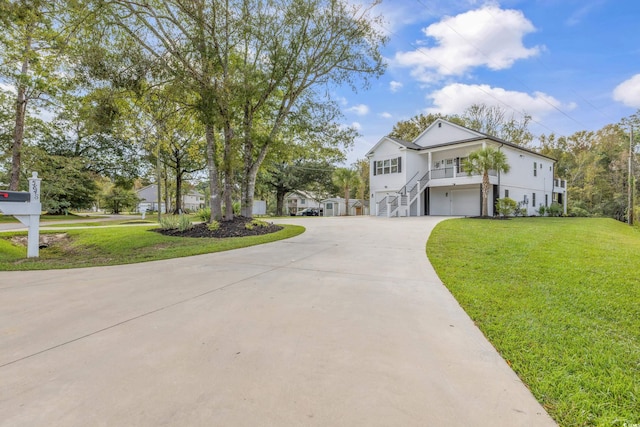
[377,170,430,217]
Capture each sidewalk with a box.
[0,216,556,426]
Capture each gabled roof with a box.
[369,118,556,162]
[413,118,483,145]
[387,137,422,150]
[285,190,320,200]
[321,197,364,207]
[365,136,419,157]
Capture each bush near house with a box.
[495,197,517,217]
[427,217,640,427]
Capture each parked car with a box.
[300,208,320,216]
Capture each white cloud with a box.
[379,112,393,119]
[394,5,540,81]
[347,104,370,116]
[426,83,571,119]
[389,81,403,92]
[351,121,362,131]
[613,74,640,108]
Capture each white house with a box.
[366,119,567,217]
[181,190,206,212]
[136,184,166,213]
[285,190,322,215]
[321,198,368,216]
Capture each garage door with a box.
[451,188,480,216]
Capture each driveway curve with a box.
[0,216,555,426]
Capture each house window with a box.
[300,199,306,205]
[374,157,402,175]
[532,193,536,207]
[326,203,333,209]
[505,189,509,198]
[390,158,398,173]
[383,159,390,174]
[545,194,548,207]
[533,162,537,177]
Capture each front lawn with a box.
[0,224,304,270]
[427,217,639,427]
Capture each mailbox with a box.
[0,191,31,202]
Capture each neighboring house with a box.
[366,119,567,217]
[136,184,166,213]
[321,198,369,216]
[182,191,206,212]
[285,190,321,215]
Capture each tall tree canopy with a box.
[95,0,387,220]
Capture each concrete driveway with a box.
[0,216,556,426]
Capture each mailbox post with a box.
[0,172,42,257]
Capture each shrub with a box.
[537,205,546,216]
[177,215,193,231]
[514,202,527,217]
[495,197,517,217]
[547,202,563,217]
[159,215,179,230]
[208,220,220,231]
[195,207,211,222]
[159,215,193,231]
[245,219,268,230]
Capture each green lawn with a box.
[427,218,640,427]
[0,224,304,270]
[0,213,108,223]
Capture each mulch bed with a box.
[155,216,283,238]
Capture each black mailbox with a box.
[0,191,31,202]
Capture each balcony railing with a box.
[430,167,496,179]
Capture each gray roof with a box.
[388,136,422,150]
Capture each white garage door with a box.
[452,188,480,216]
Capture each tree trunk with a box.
[482,171,490,217]
[223,122,234,220]
[276,187,286,216]
[205,124,223,221]
[10,53,30,191]
[163,164,171,213]
[174,165,182,214]
[344,186,350,216]
[241,146,270,219]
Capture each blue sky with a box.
[337,0,640,165]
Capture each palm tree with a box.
[464,146,510,217]
[332,168,361,216]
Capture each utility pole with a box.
[629,127,634,226]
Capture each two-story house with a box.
[285,190,322,215]
[366,119,567,217]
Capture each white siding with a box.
[369,139,407,202]
[500,146,555,215]
[414,121,479,147]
